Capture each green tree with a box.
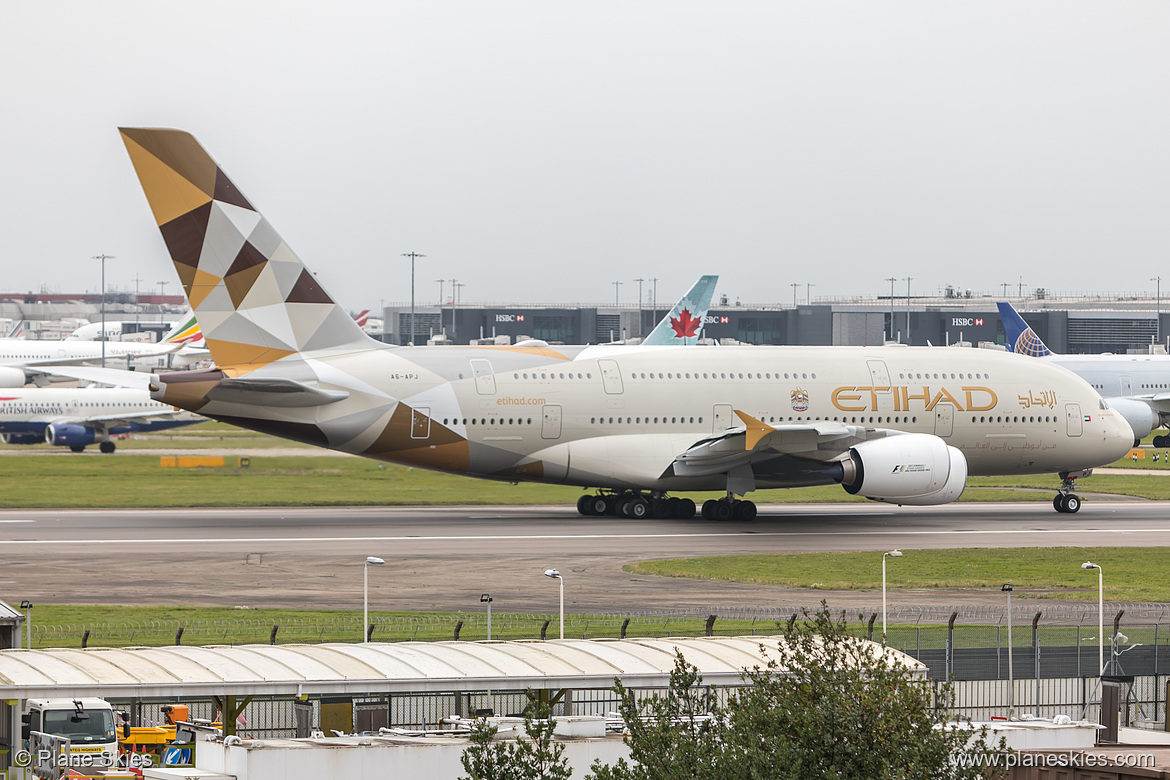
[459,700,573,780]
[588,605,1004,780]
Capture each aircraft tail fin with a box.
[641,275,719,346]
[118,128,375,370]
[5,320,25,339]
[996,301,1053,356]
[160,309,204,346]
[353,309,371,328]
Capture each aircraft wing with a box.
[26,365,155,390]
[669,411,878,483]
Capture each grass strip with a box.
[624,547,1170,602]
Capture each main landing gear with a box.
[701,495,757,521]
[1154,433,1170,448]
[1053,471,1082,514]
[577,492,696,519]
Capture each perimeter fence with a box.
[26,602,1170,683]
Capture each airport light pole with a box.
[649,277,659,313]
[94,254,114,366]
[884,277,897,341]
[1002,583,1014,714]
[1082,562,1104,676]
[634,278,645,337]
[790,283,798,308]
[806,282,815,305]
[612,281,622,306]
[363,556,385,642]
[20,600,32,649]
[480,593,493,640]
[402,252,425,345]
[1153,276,1162,345]
[882,550,902,638]
[903,277,912,344]
[543,568,564,639]
[436,279,446,336]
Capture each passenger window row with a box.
[628,371,817,380]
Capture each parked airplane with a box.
[998,302,1170,447]
[117,128,1133,516]
[0,386,204,452]
[0,317,197,387]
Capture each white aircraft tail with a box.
[119,128,377,371]
[641,275,719,346]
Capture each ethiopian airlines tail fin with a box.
[996,301,1053,357]
[160,309,204,347]
[118,128,376,371]
[641,275,719,346]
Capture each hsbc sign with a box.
[495,314,527,322]
[951,317,985,327]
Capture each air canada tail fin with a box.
[996,301,1053,356]
[641,275,719,346]
[118,128,375,371]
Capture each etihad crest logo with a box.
[791,388,809,412]
[670,308,701,339]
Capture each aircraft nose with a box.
[1103,409,1137,460]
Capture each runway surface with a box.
[2,500,1167,614]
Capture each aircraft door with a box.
[1119,375,1133,395]
[933,403,954,437]
[1065,403,1083,437]
[712,404,734,433]
[411,406,431,439]
[866,360,891,387]
[541,404,562,439]
[598,360,623,394]
[470,359,496,395]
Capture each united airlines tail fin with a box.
[641,275,719,346]
[997,301,1053,356]
[119,128,375,371]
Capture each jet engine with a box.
[0,432,45,445]
[0,366,28,387]
[45,424,97,448]
[1104,397,1160,443]
[835,433,967,506]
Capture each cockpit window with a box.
[1100,399,1109,410]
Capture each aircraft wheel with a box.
[651,499,671,519]
[701,499,718,521]
[69,444,86,453]
[589,496,610,516]
[713,500,735,522]
[577,496,592,516]
[605,496,622,516]
[1053,495,1066,513]
[99,441,116,453]
[1154,435,1170,448]
[1064,494,1081,513]
[629,498,649,519]
[733,500,757,521]
[665,497,682,518]
[678,498,696,519]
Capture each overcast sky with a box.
[3,1,1168,312]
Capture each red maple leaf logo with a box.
[670,307,701,339]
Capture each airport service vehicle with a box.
[0,386,204,452]
[116,128,1133,515]
[999,301,1170,447]
[21,698,120,769]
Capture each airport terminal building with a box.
[382,294,1169,354]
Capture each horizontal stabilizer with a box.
[204,377,350,408]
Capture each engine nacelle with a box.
[45,424,97,447]
[837,433,967,506]
[1,432,45,445]
[1105,397,1160,442]
[0,366,29,387]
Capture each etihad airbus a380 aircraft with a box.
[116,128,1133,516]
